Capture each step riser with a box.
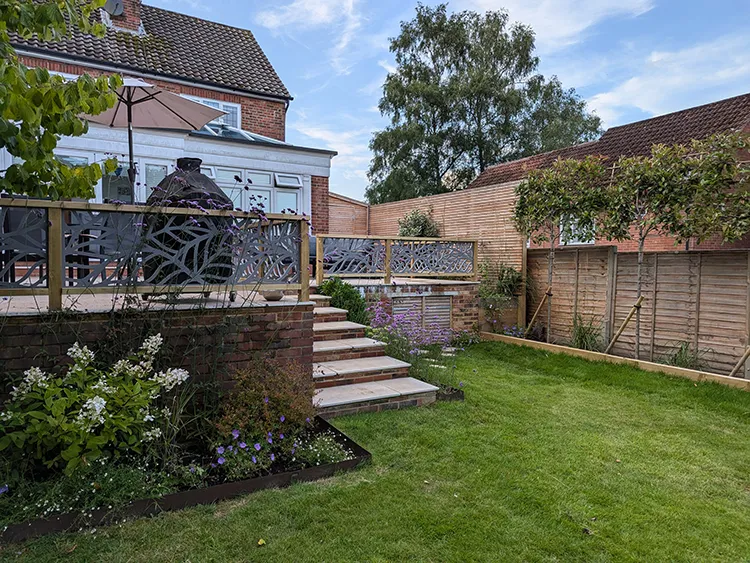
[314,367,410,389]
[314,329,366,342]
[314,312,348,323]
[318,391,437,417]
[313,347,385,363]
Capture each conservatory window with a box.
[276,190,299,213]
[274,173,303,188]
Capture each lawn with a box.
[4,341,750,562]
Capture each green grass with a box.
[4,342,750,562]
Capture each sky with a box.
[150,0,750,201]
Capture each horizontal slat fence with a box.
[527,248,750,377]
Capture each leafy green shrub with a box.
[215,359,316,443]
[398,208,441,237]
[0,335,190,475]
[570,314,603,351]
[318,277,369,325]
[479,262,524,332]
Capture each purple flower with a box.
[218,457,225,465]
[210,463,217,469]
[189,467,196,474]
[267,437,273,444]
[239,442,247,449]
[252,456,257,464]
[267,432,273,438]
[270,453,275,462]
[216,446,225,455]
[280,415,285,423]
[280,434,284,440]
[254,443,261,451]
[0,484,7,495]
[306,418,311,424]
[227,445,234,452]
[264,397,269,404]
[459,382,464,387]
[232,429,240,440]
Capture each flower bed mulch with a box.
[1,417,370,544]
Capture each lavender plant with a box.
[0,335,190,475]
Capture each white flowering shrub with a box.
[0,334,190,475]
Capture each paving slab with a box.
[313,307,349,315]
[313,338,385,353]
[313,321,367,332]
[315,356,411,377]
[313,377,437,408]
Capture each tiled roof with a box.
[10,5,291,100]
[469,92,750,189]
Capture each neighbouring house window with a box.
[182,95,241,129]
[102,163,133,203]
[215,168,243,184]
[145,164,168,191]
[274,173,303,188]
[276,190,299,213]
[561,219,595,245]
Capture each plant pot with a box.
[262,290,284,302]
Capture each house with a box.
[1,0,335,232]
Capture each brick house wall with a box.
[0,303,314,397]
[20,55,287,141]
[311,176,330,234]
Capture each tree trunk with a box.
[547,228,555,344]
[635,237,645,359]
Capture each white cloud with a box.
[457,0,653,53]
[255,0,363,75]
[588,34,750,126]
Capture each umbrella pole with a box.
[127,91,136,201]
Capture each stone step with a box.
[310,294,332,309]
[313,337,386,363]
[313,306,349,323]
[313,321,367,342]
[313,356,411,389]
[314,377,439,418]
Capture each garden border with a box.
[0,417,371,544]
[481,333,750,391]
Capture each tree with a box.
[598,132,750,358]
[366,3,601,204]
[0,0,121,199]
[513,156,607,342]
[398,208,441,237]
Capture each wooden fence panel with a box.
[527,247,750,377]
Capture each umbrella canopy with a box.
[86,78,226,191]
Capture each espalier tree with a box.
[0,0,121,199]
[513,156,608,342]
[598,132,750,358]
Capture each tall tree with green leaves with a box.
[513,156,608,342]
[366,3,601,204]
[598,132,750,358]
[1,0,121,199]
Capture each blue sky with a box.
[151,0,750,201]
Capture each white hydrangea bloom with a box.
[10,367,49,399]
[0,411,14,423]
[151,368,190,391]
[140,334,163,360]
[76,396,107,429]
[67,342,95,366]
[91,379,114,394]
[143,428,162,442]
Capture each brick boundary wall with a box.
[358,282,481,333]
[19,56,287,141]
[0,303,313,399]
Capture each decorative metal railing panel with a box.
[63,210,302,287]
[391,240,475,275]
[322,237,386,276]
[0,206,48,288]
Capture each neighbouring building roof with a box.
[10,5,291,100]
[469,92,750,189]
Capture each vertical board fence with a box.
[526,248,750,377]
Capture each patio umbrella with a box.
[86,78,226,186]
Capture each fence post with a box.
[316,236,324,287]
[384,239,392,285]
[472,240,479,281]
[299,221,310,302]
[47,207,63,311]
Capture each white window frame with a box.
[561,219,595,246]
[247,170,273,187]
[181,95,241,129]
[274,172,303,189]
[275,189,300,214]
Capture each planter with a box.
[1,418,370,544]
[436,387,464,402]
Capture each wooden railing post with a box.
[316,235,324,286]
[299,221,310,302]
[47,207,63,311]
[384,239,393,285]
